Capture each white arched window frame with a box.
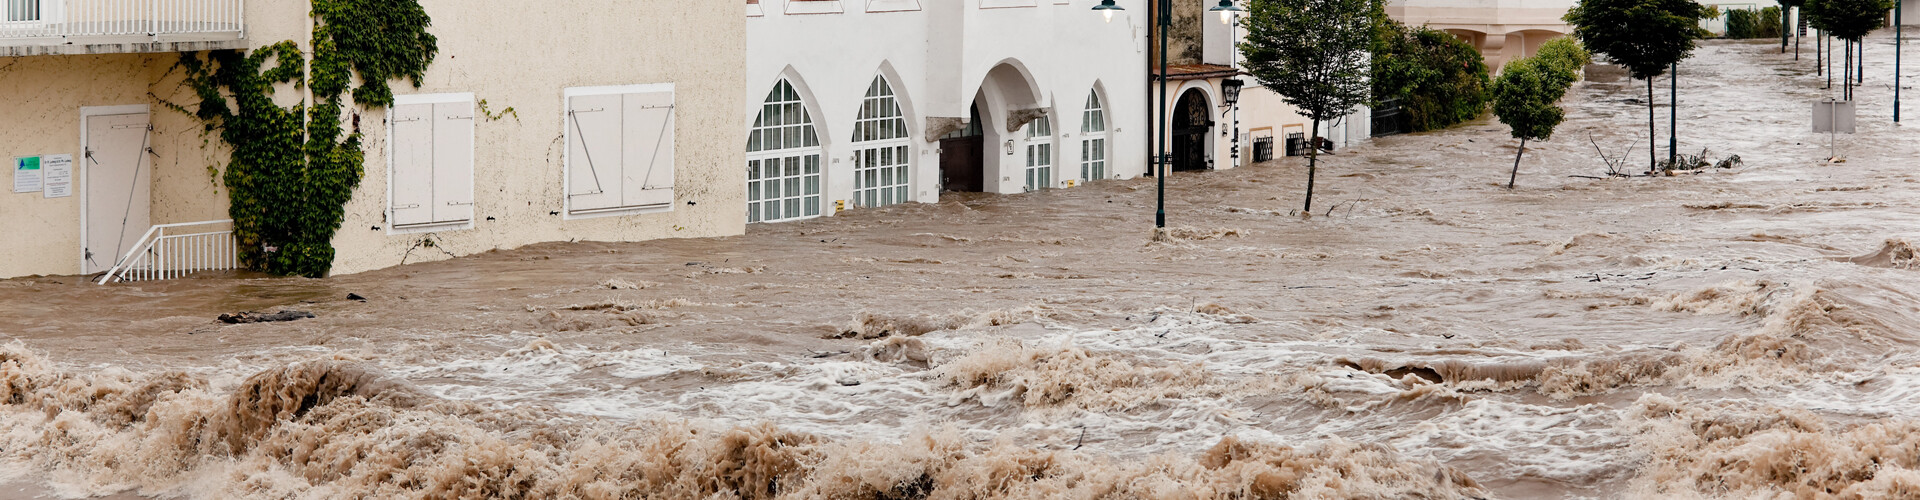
[746,79,822,223]
[1080,91,1108,182]
[1024,115,1052,191]
[851,76,911,208]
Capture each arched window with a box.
[1023,116,1052,191]
[851,76,910,208]
[1080,91,1108,182]
[746,79,822,223]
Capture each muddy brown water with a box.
[3,37,1920,498]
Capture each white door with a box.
[84,113,151,274]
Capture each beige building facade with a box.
[0,0,745,279]
[1387,0,1575,71]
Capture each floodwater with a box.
[2,34,1919,499]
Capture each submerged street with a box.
[3,35,1920,498]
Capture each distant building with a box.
[0,0,745,279]
[1386,0,1575,71]
[1158,0,1370,170]
[744,0,1149,222]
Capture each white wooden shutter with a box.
[432,101,475,223]
[390,103,435,226]
[620,90,675,208]
[568,94,625,213]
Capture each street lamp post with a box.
[1094,0,1239,229]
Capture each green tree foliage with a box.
[1371,21,1491,132]
[1492,41,1588,188]
[1756,7,1784,39]
[179,0,437,277]
[1809,0,1893,40]
[1240,0,1374,213]
[1534,37,1594,86]
[1564,0,1708,171]
[1726,8,1757,38]
[1807,0,1892,98]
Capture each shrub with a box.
[1725,8,1757,38]
[1756,7,1783,39]
[1371,21,1491,132]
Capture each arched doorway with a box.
[938,102,985,192]
[1171,89,1212,172]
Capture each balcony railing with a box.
[0,0,242,49]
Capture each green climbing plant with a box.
[178,0,436,277]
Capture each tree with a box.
[1780,0,1806,57]
[1564,0,1708,173]
[1808,0,1894,99]
[1372,22,1491,131]
[1536,37,1596,81]
[1241,0,1375,213]
[1493,41,1588,188]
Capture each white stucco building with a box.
[744,0,1150,222]
[0,0,745,280]
[1168,0,1370,170]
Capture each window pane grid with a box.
[747,79,822,223]
[1080,90,1108,182]
[748,80,819,154]
[852,77,912,209]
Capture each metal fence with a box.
[0,0,242,40]
[98,220,237,284]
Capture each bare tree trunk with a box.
[1647,78,1657,173]
[1305,118,1319,213]
[1509,137,1527,189]
[1846,41,1854,100]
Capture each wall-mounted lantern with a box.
[1221,78,1245,108]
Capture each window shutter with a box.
[389,103,435,226]
[620,90,675,208]
[432,101,476,223]
[568,94,625,213]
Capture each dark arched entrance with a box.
[939,102,986,192]
[1171,89,1212,172]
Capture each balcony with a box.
[1,0,243,56]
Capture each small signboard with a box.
[12,156,41,193]
[41,154,72,198]
[1813,100,1856,134]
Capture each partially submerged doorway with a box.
[939,102,985,192]
[1171,89,1212,172]
[82,108,152,275]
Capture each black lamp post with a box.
[1095,0,1239,229]
[1223,77,1244,167]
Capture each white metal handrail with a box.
[0,0,243,41]
[97,219,236,284]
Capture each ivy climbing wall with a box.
[176,0,745,277]
[180,0,437,277]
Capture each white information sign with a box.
[12,156,41,193]
[41,154,72,198]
